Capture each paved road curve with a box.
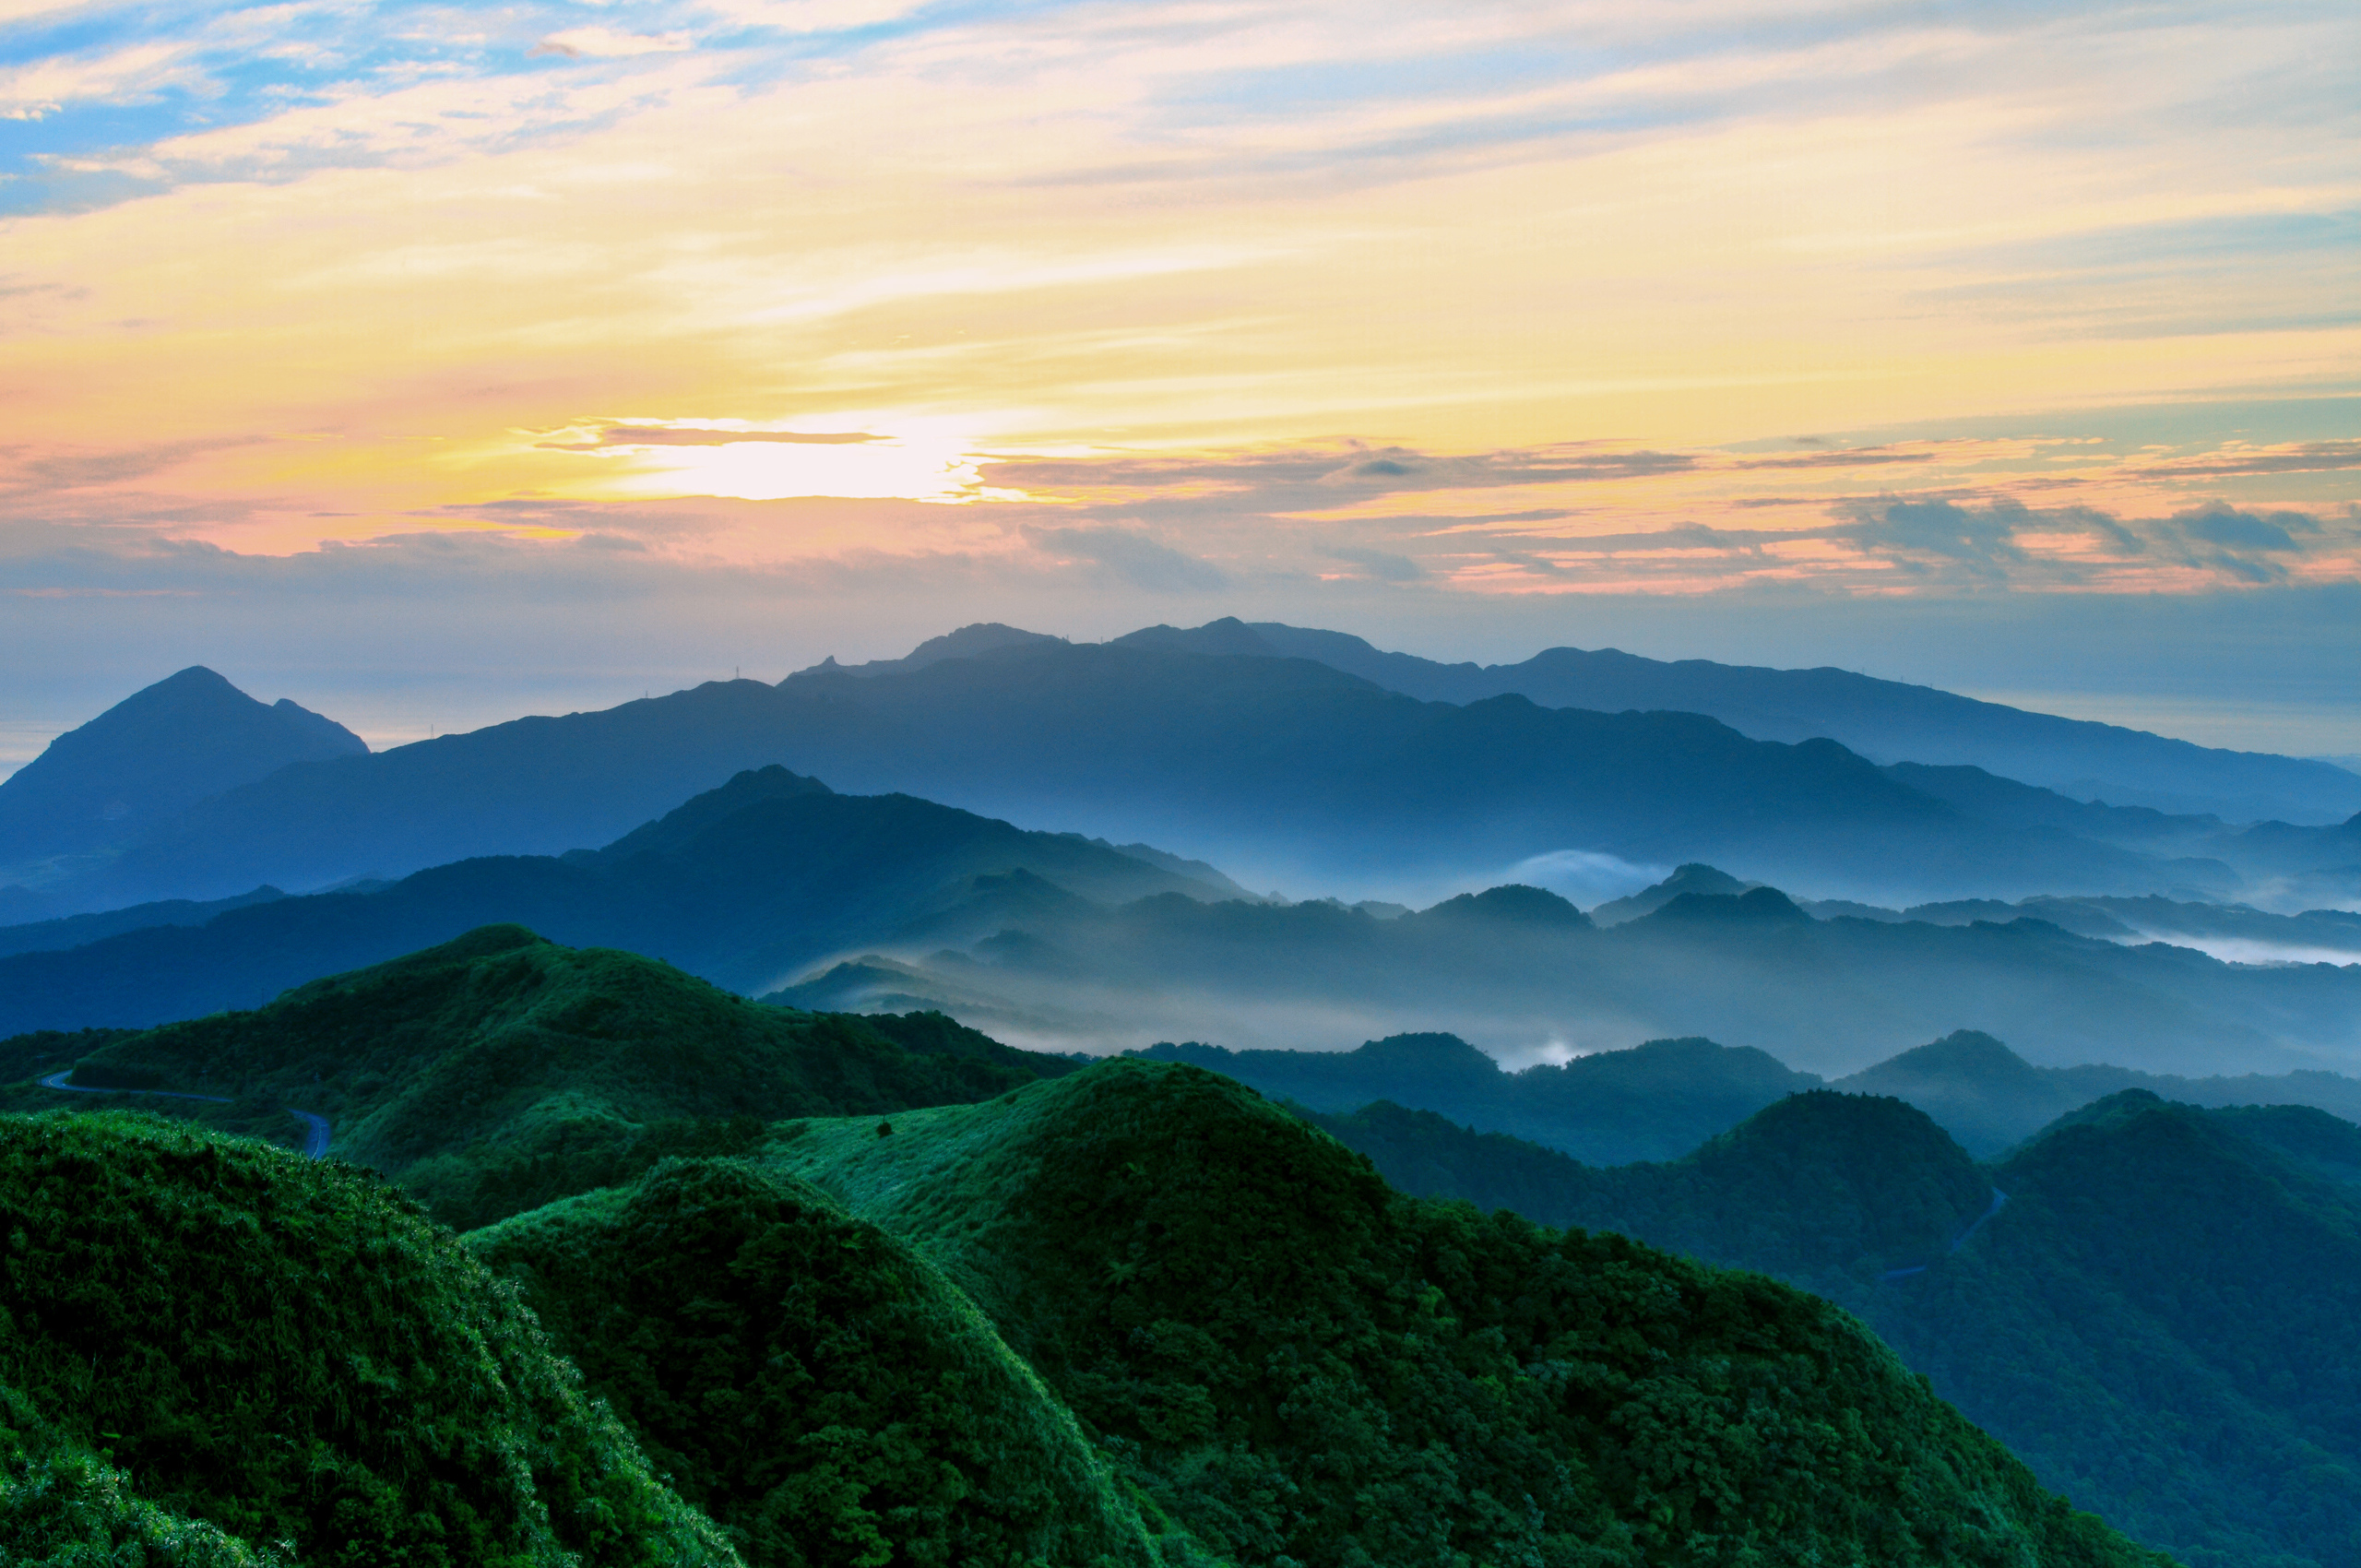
[38,1072,331,1159]
[1880,1187,2010,1283]
[289,1110,332,1159]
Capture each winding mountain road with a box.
[1880,1187,2010,1283]
[38,1072,331,1159]
[38,1070,229,1104]
[289,1110,332,1159]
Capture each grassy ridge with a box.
[15,924,1071,1229]
[760,1059,2168,1568]
[470,1158,1177,1568]
[0,1110,735,1566]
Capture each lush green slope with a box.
[759,1058,2165,1568]
[1313,1090,1994,1293]
[1313,1087,2361,1568]
[1904,1094,2361,1568]
[2,1385,291,1568]
[13,924,1077,1229]
[0,1109,734,1565]
[470,1158,1177,1568]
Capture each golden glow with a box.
[0,0,2354,593]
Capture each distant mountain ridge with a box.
[1135,1033,1815,1164]
[1115,617,2361,823]
[44,644,2054,909]
[1128,1025,2361,1164]
[773,861,2361,1074]
[18,626,2358,915]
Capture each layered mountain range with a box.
[779,868,2361,1074]
[5,624,2356,916]
[5,764,2356,1075]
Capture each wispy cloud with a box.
[533,29,695,61]
[0,0,2351,621]
[1022,524,1228,593]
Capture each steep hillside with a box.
[0,1110,732,1564]
[1313,1085,2361,1568]
[758,1058,2165,1568]
[469,1158,1173,1568]
[0,767,1235,1036]
[1311,1091,1993,1290]
[11,924,1076,1229]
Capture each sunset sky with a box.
[3,0,2355,762]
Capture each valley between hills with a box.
[2,622,2357,1566]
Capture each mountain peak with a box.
[1591,862,1760,924]
[587,764,834,863]
[1416,883,1593,929]
[1857,1029,2044,1087]
[1641,885,1811,928]
[1348,1030,1501,1075]
[1109,617,1279,658]
[0,667,366,873]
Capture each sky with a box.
[2,0,2356,763]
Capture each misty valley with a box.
[3,621,2358,1567]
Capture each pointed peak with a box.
[1641,885,1809,928]
[1850,1029,2043,1087]
[1590,862,1762,925]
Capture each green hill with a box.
[469,1158,1176,1568]
[756,1058,2165,1568]
[12,924,1078,1229]
[1311,1086,2361,1568]
[0,1109,733,1565]
[1315,1090,1993,1292]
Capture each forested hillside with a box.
[760,1059,2165,1568]
[0,1111,732,1565]
[1311,1087,2361,1568]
